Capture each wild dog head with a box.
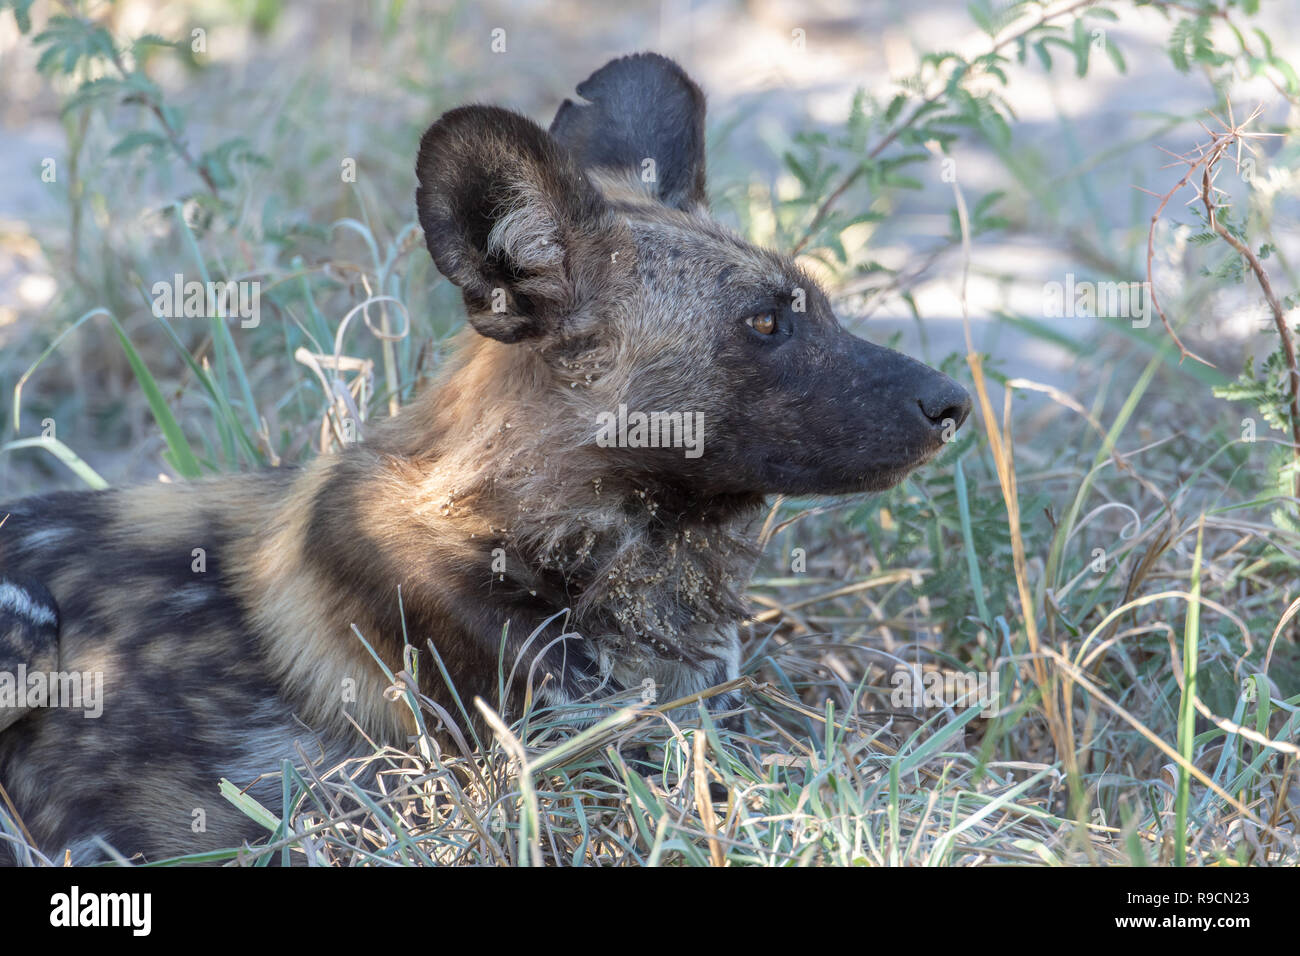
[414,53,970,499]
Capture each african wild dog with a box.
[0,53,970,864]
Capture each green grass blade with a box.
[1175,518,1204,867]
[108,314,203,478]
[0,437,109,489]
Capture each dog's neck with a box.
[362,334,765,657]
[241,334,765,743]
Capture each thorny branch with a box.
[1199,150,1300,498]
[1137,102,1296,496]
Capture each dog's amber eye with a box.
[746,312,776,335]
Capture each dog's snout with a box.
[918,378,972,431]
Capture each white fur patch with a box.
[21,527,71,551]
[0,580,57,628]
[171,582,216,609]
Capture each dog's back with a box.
[0,480,329,862]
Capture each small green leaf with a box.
[109,130,168,158]
[1033,39,1053,71]
[1072,17,1092,77]
[6,0,36,33]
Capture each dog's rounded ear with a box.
[550,52,707,212]
[415,105,621,344]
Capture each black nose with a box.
[919,378,972,431]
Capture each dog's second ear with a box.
[415,105,622,344]
[550,52,707,211]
